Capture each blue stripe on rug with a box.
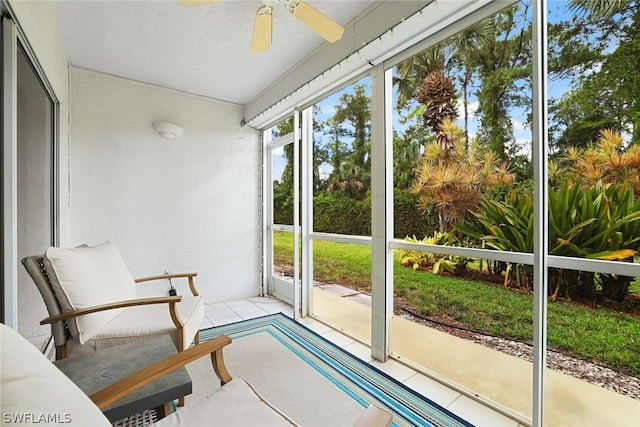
[200,313,474,427]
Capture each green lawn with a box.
[273,231,640,375]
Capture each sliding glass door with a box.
[2,15,57,334]
[16,41,56,335]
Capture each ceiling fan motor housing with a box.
[284,0,301,14]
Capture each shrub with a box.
[394,189,440,239]
[313,193,370,235]
[302,190,440,239]
[400,232,469,275]
[458,180,640,301]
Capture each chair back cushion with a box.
[43,241,137,344]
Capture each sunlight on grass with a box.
[273,231,640,374]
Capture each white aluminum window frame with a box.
[263,114,301,318]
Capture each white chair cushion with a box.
[84,296,204,352]
[0,324,111,427]
[44,241,137,344]
[150,378,297,427]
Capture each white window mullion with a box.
[370,64,393,361]
[262,129,273,297]
[293,111,300,319]
[532,1,549,426]
[301,107,314,317]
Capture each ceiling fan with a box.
[177,0,345,52]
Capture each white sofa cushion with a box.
[84,295,205,352]
[150,378,297,427]
[44,241,137,344]
[0,324,111,426]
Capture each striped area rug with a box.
[199,313,473,427]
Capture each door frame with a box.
[263,113,300,317]
[1,12,59,328]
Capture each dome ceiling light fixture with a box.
[177,0,345,52]
[153,122,184,139]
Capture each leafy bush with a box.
[458,181,640,301]
[553,129,640,196]
[313,193,370,235]
[309,190,440,239]
[549,181,640,300]
[394,189,440,239]
[400,232,469,274]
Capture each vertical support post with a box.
[293,111,300,319]
[532,1,549,426]
[2,17,18,327]
[370,64,393,361]
[300,107,314,317]
[262,129,272,297]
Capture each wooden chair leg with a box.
[55,345,66,360]
[154,401,175,419]
[211,348,232,385]
[177,396,185,407]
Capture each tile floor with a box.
[200,297,521,427]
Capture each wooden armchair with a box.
[21,241,204,360]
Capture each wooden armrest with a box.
[135,272,200,296]
[40,296,182,325]
[135,272,198,283]
[90,335,233,409]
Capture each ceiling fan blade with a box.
[251,5,273,52]
[284,0,344,43]
[176,0,224,7]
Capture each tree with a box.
[325,83,372,198]
[322,116,351,193]
[549,86,621,153]
[556,129,640,195]
[272,118,296,224]
[394,22,494,150]
[393,125,429,190]
[411,120,515,232]
[333,84,371,171]
[273,107,327,224]
[473,1,532,160]
[448,21,496,148]
[415,69,459,155]
[394,48,446,110]
[569,0,636,20]
[549,1,640,150]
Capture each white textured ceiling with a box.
[52,0,376,105]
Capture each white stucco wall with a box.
[8,0,71,340]
[69,67,262,303]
